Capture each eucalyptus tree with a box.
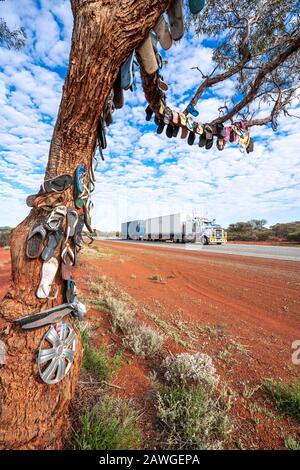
[0,0,299,449]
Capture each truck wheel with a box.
[202,236,208,245]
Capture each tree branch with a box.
[210,33,300,125]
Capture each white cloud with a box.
[0,0,299,231]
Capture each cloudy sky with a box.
[0,0,300,231]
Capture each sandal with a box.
[186,102,199,117]
[84,198,94,234]
[188,0,206,15]
[26,224,47,259]
[36,257,59,299]
[188,131,196,145]
[26,191,66,209]
[121,50,136,90]
[97,116,107,150]
[145,105,154,121]
[41,226,64,262]
[172,126,180,137]
[137,35,158,74]
[61,242,75,281]
[65,279,76,304]
[179,112,187,127]
[186,117,195,131]
[45,205,67,231]
[74,214,85,251]
[74,164,89,209]
[163,106,173,125]
[65,208,79,242]
[153,15,172,51]
[41,174,72,194]
[113,71,124,109]
[167,0,184,41]
[166,123,174,138]
[216,137,225,151]
[156,120,165,134]
[199,133,206,147]
[181,126,188,139]
[195,123,204,135]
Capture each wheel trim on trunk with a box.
[37,322,76,385]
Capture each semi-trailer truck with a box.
[121,213,227,245]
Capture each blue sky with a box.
[0,0,300,230]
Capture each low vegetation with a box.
[77,320,122,381]
[284,437,300,450]
[104,294,164,358]
[156,353,231,450]
[0,227,11,247]
[162,353,219,388]
[123,323,164,359]
[70,398,142,450]
[226,220,300,242]
[263,379,300,420]
[150,274,164,283]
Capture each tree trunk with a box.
[0,0,168,450]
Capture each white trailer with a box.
[121,214,227,244]
[143,213,227,244]
[144,213,185,242]
[121,220,145,240]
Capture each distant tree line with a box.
[226,220,300,242]
[0,227,11,247]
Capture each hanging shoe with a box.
[36,257,59,299]
[120,50,136,90]
[26,223,47,259]
[153,15,172,50]
[188,131,196,145]
[186,102,199,117]
[167,0,184,41]
[137,35,158,74]
[41,227,64,262]
[113,71,124,109]
[188,0,206,15]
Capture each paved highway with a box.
[106,239,300,262]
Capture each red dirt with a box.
[79,241,300,449]
[0,248,11,302]
[1,242,300,449]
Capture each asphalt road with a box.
[106,239,300,262]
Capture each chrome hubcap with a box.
[37,322,76,385]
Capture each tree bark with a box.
[0,0,169,450]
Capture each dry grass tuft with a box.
[162,352,219,389]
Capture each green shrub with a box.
[0,230,11,247]
[71,398,142,450]
[80,331,123,381]
[81,344,111,380]
[256,230,272,241]
[123,323,164,358]
[284,437,300,450]
[156,385,231,450]
[264,379,300,420]
[105,295,164,358]
[162,353,219,389]
[76,321,93,347]
[287,231,300,242]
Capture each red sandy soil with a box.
[0,248,11,317]
[1,242,300,449]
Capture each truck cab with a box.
[186,217,227,245]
